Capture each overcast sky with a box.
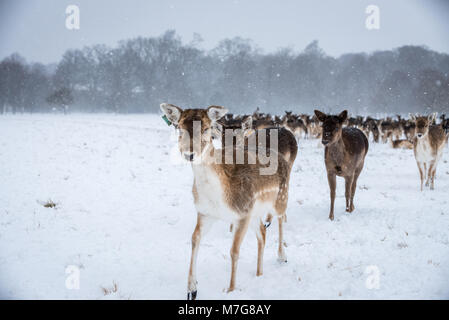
[0,0,448,64]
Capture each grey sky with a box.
[0,0,448,64]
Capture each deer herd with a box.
[160,103,449,300]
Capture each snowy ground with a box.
[0,113,448,300]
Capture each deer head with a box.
[160,103,228,162]
[410,113,436,139]
[314,110,348,146]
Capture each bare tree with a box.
[46,88,74,114]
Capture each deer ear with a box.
[241,116,253,131]
[160,103,182,125]
[207,106,228,122]
[409,113,416,121]
[338,110,348,123]
[428,112,437,122]
[314,110,327,122]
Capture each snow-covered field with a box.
[0,114,448,300]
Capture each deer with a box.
[314,110,369,221]
[409,113,447,190]
[281,111,308,141]
[160,103,297,300]
[391,139,413,150]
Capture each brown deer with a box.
[410,113,447,190]
[314,110,369,220]
[281,111,308,141]
[160,103,296,300]
[391,139,413,150]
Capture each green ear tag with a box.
[162,115,172,126]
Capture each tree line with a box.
[1,30,448,115]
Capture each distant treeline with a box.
[1,30,449,115]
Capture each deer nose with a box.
[184,152,195,161]
[417,133,423,138]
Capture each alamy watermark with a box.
[365,265,380,289]
[66,5,80,30]
[65,265,80,290]
[365,5,380,30]
[169,121,279,175]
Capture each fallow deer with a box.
[403,119,416,141]
[314,110,369,220]
[410,113,447,190]
[160,103,296,299]
[281,111,308,141]
[391,139,413,150]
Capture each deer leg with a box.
[350,168,362,212]
[344,175,354,212]
[256,220,266,276]
[327,172,337,220]
[431,167,436,190]
[228,216,251,293]
[424,163,430,186]
[417,162,424,191]
[277,215,287,263]
[429,161,436,190]
[187,213,214,300]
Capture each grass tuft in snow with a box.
[101,281,118,296]
[40,199,58,209]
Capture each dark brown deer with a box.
[314,110,369,220]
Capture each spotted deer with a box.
[160,103,297,300]
[410,113,447,190]
[314,110,369,220]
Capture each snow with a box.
[0,113,448,299]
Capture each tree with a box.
[0,54,27,113]
[46,88,74,114]
[1,31,449,115]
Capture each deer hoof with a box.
[277,252,288,263]
[329,214,334,221]
[277,257,288,264]
[187,290,197,300]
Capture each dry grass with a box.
[397,242,408,249]
[41,199,58,209]
[101,281,118,296]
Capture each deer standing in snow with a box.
[410,113,447,190]
[160,103,297,299]
[314,110,369,221]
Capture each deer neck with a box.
[327,136,345,165]
[190,144,223,180]
[415,133,430,148]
